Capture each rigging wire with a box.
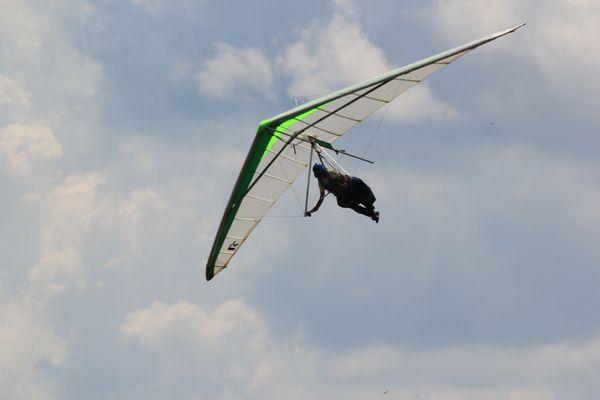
[353,79,405,175]
[277,157,305,214]
[353,105,389,175]
[304,142,314,214]
[262,215,305,218]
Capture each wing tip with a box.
[513,22,527,31]
[205,264,226,281]
[205,262,215,281]
[484,22,526,44]
[504,22,526,35]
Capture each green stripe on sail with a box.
[262,107,320,160]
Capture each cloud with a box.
[122,300,276,394]
[0,131,241,395]
[0,1,599,399]
[39,173,106,252]
[428,0,521,42]
[428,0,600,109]
[277,5,387,98]
[122,300,264,350]
[0,303,65,400]
[121,298,600,400]
[387,85,460,122]
[532,3,600,96]
[27,247,86,304]
[0,5,106,395]
[254,142,600,354]
[330,336,600,399]
[129,0,204,16]
[129,0,168,13]
[195,42,275,100]
[121,300,336,399]
[22,173,105,304]
[0,0,103,131]
[188,0,459,122]
[21,164,216,301]
[0,123,63,175]
[277,0,459,122]
[0,75,30,109]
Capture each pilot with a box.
[305,163,379,223]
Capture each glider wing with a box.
[206,23,525,281]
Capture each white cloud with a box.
[532,3,600,95]
[428,0,600,105]
[122,300,274,391]
[429,0,521,43]
[27,247,86,304]
[195,42,275,100]
[277,0,459,123]
[0,0,103,129]
[0,135,238,395]
[115,188,163,248]
[129,0,165,12]
[5,132,238,286]
[0,123,63,175]
[330,335,600,399]
[387,85,460,122]
[122,300,319,399]
[0,303,65,400]
[21,172,105,304]
[122,300,264,349]
[0,75,30,108]
[0,5,107,396]
[366,143,600,269]
[121,298,600,400]
[39,173,105,254]
[188,1,460,121]
[20,169,195,298]
[130,0,204,16]
[0,1,599,399]
[277,7,387,98]
[119,139,158,177]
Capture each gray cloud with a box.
[0,0,599,399]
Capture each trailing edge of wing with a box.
[205,23,525,281]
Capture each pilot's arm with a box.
[305,185,325,217]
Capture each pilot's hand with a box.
[304,211,312,217]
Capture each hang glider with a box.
[205,23,526,281]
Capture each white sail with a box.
[206,23,526,281]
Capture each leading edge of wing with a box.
[205,120,272,281]
[264,23,526,127]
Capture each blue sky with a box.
[1,1,599,399]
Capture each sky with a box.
[1,0,599,399]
